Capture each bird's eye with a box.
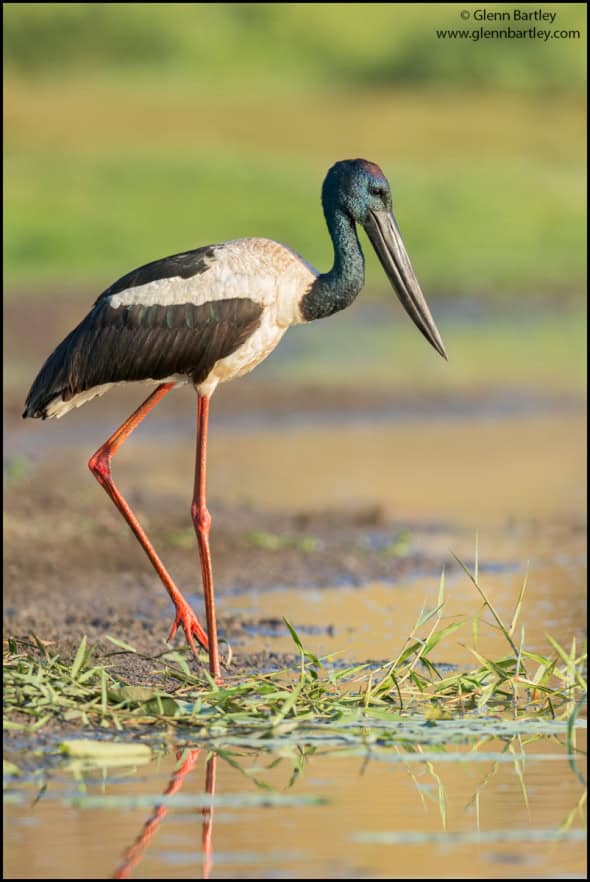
[369,184,385,198]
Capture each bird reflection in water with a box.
[113,749,216,879]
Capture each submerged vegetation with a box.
[4,557,586,740]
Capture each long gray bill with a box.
[363,209,447,360]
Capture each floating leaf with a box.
[144,696,179,716]
[58,740,152,761]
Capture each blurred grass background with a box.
[3,3,586,396]
[4,4,586,294]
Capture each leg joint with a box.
[191,502,212,534]
[88,450,111,480]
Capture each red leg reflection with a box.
[202,755,217,879]
[113,747,217,879]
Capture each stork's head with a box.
[323,159,447,360]
[322,158,392,222]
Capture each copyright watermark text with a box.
[436,8,581,42]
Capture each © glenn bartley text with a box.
[463,9,558,23]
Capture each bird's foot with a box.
[168,601,209,657]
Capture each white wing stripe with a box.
[106,238,317,326]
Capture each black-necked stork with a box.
[23,158,447,682]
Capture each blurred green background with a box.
[4,3,586,291]
[3,2,586,396]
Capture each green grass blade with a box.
[70,636,88,681]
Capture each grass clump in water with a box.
[3,555,587,738]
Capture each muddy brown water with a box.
[4,736,587,879]
[3,306,587,879]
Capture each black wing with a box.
[23,297,263,419]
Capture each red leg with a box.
[88,383,209,655]
[191,395,221,681]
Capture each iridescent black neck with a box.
[300,206,365,322]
